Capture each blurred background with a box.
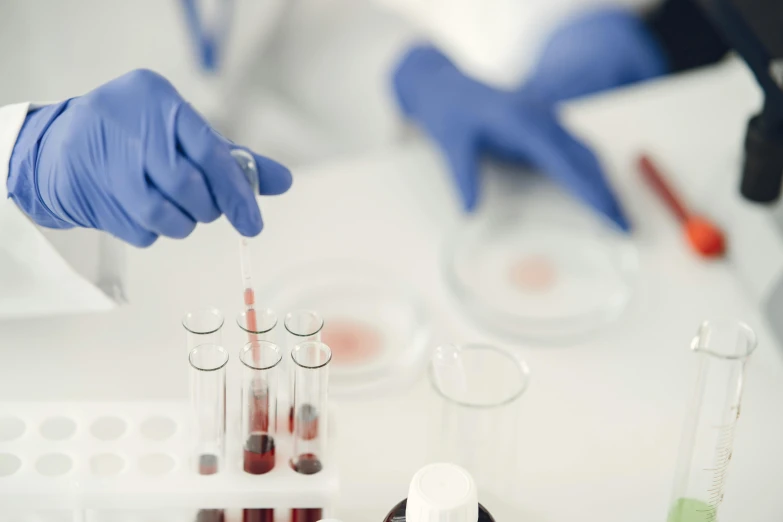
[2,1,783,521]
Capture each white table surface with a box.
[2,58,783,522]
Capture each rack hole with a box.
[90,453,126,477]
[138,453,175,476]
[0,417,25,441]
[39,417,76,441]
[90,417,127,441]
[139,416,177,441]
[0,453,21,477]
[35,453,72,477]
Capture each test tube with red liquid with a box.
[290,341,332,522]
[189,343,229,522]
[284,311,324,434]
[240,340,283,522]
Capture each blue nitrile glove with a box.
[7,69,292,247]
[393,9,668,231]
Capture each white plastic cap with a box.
[405,463,479,522]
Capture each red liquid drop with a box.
[508,255,557,293]
[291,454,323,522]
[243,434,276,522]
[321,319,382,365]
[244,288,255,307]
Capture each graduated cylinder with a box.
[667,319,757,522]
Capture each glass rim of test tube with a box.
[237,308,278,335]
[284,310,324,338]
[291,341,333,369]
[183,307,225,336]
[189,343,230,372]
[428,343,530,410]
[240,340,283,370]
[689,319,757,360]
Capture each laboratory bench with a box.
[1,57,783,521]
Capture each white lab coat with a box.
[0,0,639,317]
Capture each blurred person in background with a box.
[0,0,729,311]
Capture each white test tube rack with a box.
[0,400,338,521]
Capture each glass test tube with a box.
[429,343,530,513]
[189,344,229,476]
[240,341,282,522]
[237,309,278,342]
[184,308,224,352]
[284,311,324,433]
[667,320,757,522]
[290,341,332,522]
[237,309,278,367]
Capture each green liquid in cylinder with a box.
[667,498,716,522]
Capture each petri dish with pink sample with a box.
[444,203,638,343]
[262,262,432,398]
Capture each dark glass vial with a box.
[382,499,496,522]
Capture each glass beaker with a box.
[667,319,757,522]
[429,344,530,502]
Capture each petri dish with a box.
[444,205,637,343]
[262,262,432,398]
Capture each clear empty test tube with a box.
[240,340,282,522]
[290,341,332,522]
[184,308,225,352]
[284,311,324,433]
[667,319,757,522]
[189,343,229,476]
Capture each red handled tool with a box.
[638,154,726,258]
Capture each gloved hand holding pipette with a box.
[393,9,668,231]
[7,69,292,247]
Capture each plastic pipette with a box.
[231,150,262,357]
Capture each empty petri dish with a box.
[444,206,637,343]
[263,262,432,398]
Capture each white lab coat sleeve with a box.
[0,102,116,318]
[0,103,28,200]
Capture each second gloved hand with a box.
[393,10,668,230]
[8,69,292,247]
